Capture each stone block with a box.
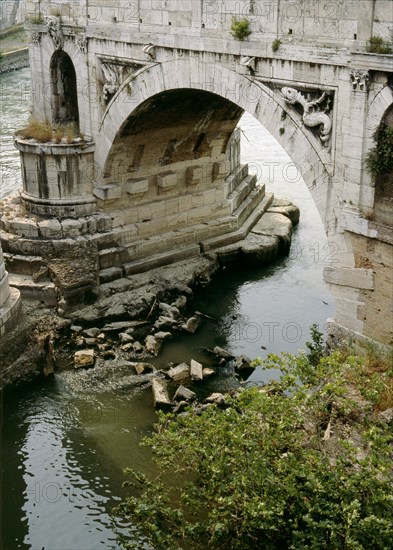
[324,266,374,290]
[152,378,171,409]
[126,179,149,195]
[157,171,177,189]
[61,219,83,237]
[38,219,63,238]
[93,184,122,201]
[190,359,203,381]
[186,165,203,186]
[167,362,190,381]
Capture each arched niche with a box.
[50,50,79,125]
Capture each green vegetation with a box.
[29,14,44,25]
[279,127,285,135]
[366,36,392,54]
[230,17,251,41]
[115,327,393,549]
[16,119,83,143]
[365,123,393,179]
[272,38,282,52]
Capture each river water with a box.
[0,68,334,549]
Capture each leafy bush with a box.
[365,123,393,179]
[230,17,251,41]
[272,38,282,52]
[115,336,393,549]
[366,36,392,54]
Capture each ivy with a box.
[365,123,393,179]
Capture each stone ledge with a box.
[323,266,375,290]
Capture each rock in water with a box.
[174,385,197,402]
[145,335,161,356]
[152,378,171,409]
[181,316,200,333]
[213,346,235,359]
[74,349,95,368]
[190,359,203,381]
[167,363,190,381]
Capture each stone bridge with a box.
[0,0,392,345]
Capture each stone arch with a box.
[32,33,90,135]
[97,59,339,235]
[50,50,79,125]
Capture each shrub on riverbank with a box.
[115,331,393,549]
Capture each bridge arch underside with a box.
[96,63,347,276]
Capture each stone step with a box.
[124,216,238,261]
[99,267,123,284]
[228,174,257,214]
[98,246,129,270]
[3,253,45,276]
[8,274,58,306]
[234,184,266,227]
[224,163,249,197]
[200,192,274,252]
[123,245,201,276]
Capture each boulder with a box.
[152,378,171,409]
[190,359,203,382]
[167,363,190,381]
[174,385,197,402]
[74,349,95,368]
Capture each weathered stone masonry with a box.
[0,0,392,345]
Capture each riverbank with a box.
[0,25,29,73]
[0,199,299,389]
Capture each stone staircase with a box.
[1,163,271,303]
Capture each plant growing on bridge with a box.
[16,119,83,143]
[230,17,251,41]
[115,331,393,549]
[365,123,393,179]
[272,38,282,52]
[366,36,392,54]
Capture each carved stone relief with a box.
[76,35,87,53]
[100,59,145,103]
[350,69,370,91]
[281,86,333,143]
[45,16,63,49]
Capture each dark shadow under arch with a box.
[50,50,79,125]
